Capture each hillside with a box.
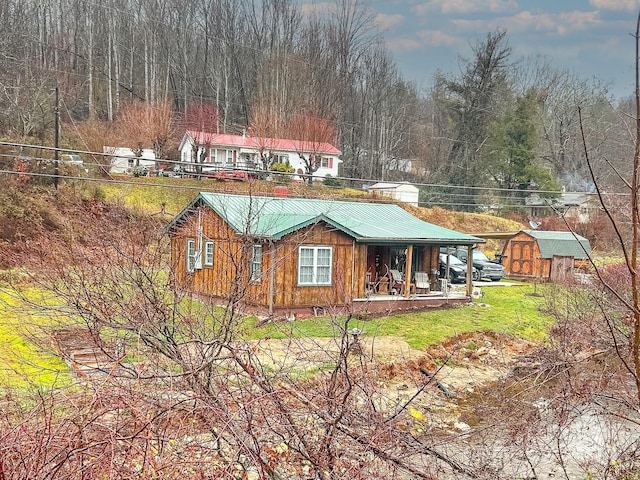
[0,177,525,269]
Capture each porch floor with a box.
[351,290,470,316]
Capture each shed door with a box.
[510,240,534,276]
[550,256,574,282]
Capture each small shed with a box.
[501,230,591,281]
[368,182,419,206]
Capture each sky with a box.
[357,0,640,100]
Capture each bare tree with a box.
[287,111,337,185]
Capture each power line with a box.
[2,140,614,202]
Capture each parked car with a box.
[59,154,89,173]
[439,253,478,283]
[59,154,84,166]
[454,248,505,282]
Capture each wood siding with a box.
[171,205,362,309]
[502,232,550,279]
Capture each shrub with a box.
[323,175,345,188]
[270,162,294,183]
[132,166,149,177]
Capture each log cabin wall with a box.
[170,205,247,300]
[270,223,364,308]
[171,206,364,309]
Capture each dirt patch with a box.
[251,331,536,421]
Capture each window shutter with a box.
[329,157,333,168]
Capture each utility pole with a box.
[54,86,60,190]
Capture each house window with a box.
[298,246,332,286]
[274,154,289,164]
[250,244,263,281]
[186,239,197,273]
[226,149,234,165]
[320,157,333,168]
[204,241,214,267]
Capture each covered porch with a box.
[360,242,477,300]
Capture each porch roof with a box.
[168,192,482,246]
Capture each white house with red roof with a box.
[178,130,342,180]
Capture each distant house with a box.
[386,158,413,174]
[367,182,420,206]
[166,192,482,318]
[104,147,156,174]
[525,191,599,223]
[501,230,591,281]
[557,192,600,223]
[178,131,342,180]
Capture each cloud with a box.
[417,30,461,46]
[386,37,424,53]
[590,0,640,11]
[413,0,519,16]
[452,10,601,35]
[375,13,405,31]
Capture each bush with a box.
[270,162,294,183]
[132,166,149,177]
[323,175,345,188]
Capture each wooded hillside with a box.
[0,0,634,214]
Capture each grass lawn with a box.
[252,283,553,350]
[0,289,71,390]
[0,282,552,389]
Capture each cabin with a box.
[166,192,484,319]
[367,182,420,206]
[178,131,342,181]
[501,230,591,281]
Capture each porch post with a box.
[466,244,473,297]
[405,244,414,298]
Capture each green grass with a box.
[0,289,71,390]
[252,283,553,350]
[0,282,552,389]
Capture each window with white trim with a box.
[186,239,197,273]
[204,241,214,267]
[298,246,332,286]
[274,153,289,164]
[250,244,263,281]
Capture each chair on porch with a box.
[388,269,414,295]
[414,272,430,294]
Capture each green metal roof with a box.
[168,192,483,245]
[522,230,591,259]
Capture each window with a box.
[204,241,214,267]
[250,244,263,281]
[321,157,333,168]
[186,239,197,273]
[274,154,289,164]
[298,246,332,286]
[226,149,234,165]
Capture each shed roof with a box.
[521,230,591,259]
[368,182,419,192]
[167,192,482,245]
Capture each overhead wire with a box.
[0,140,617,211]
